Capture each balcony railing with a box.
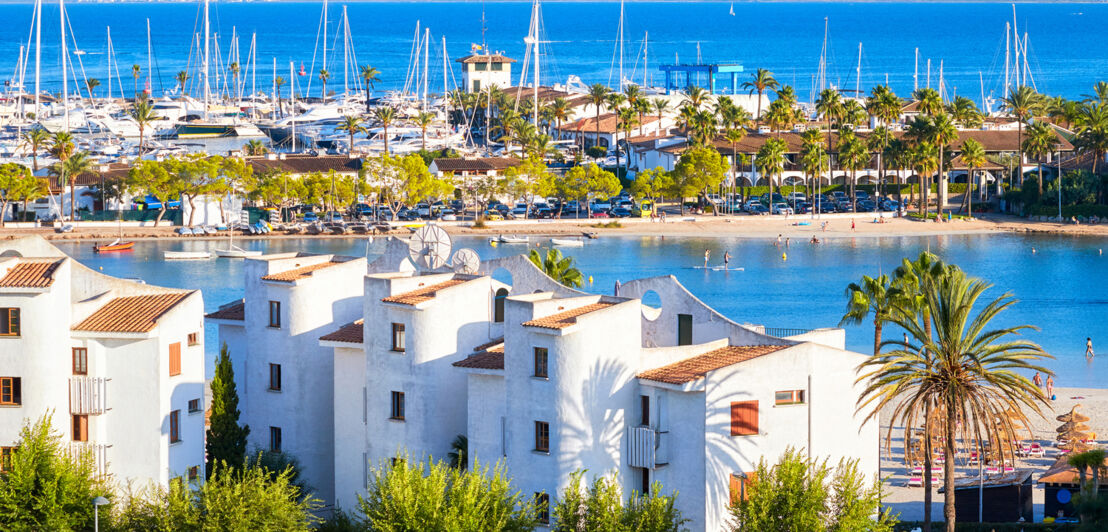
[763,327,813,338]
[69,377,109,415]
[627,426,669,469]
[68,442,111,478]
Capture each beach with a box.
[9,213,1108,243]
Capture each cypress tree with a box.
[206,343,249,478]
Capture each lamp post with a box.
[92,496,108,532]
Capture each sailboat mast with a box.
[60,0,68,130]
[913,47,918,92]
[322,0,328,83]
[854,42,861,96]
[250,32,256,111]
[106,26,112,102]
[533,0,540,127]
[643,31,648,87]
[618,0,624,91]
[423,28,430,110]
[1022,32,1029,87]
[33,0,40,119]
[979,71,986,113]
[939,59,944,101]
[290,61,296,152]
[818,17,828,93]
[341,6,348,95]
[1012,4,1019,88]
[926,58,930,89]
[203,0,210,118]
[442,36,448,95]
[146,19,152,95]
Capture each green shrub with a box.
[1029,204,1108,218]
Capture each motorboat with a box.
[497,235,529,244]
[550,238,584,247]
[94,240,135,252]
[164,251,212,260]
[213,246,262,258]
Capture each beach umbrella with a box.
[1057,405,1091,424]
[1057,428,1092,443]
[1056,421,1092,435]
[1058,439,1091,452]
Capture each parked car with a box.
[856,199,877,212]
[610,207,632,218]
[483,210,504,221]
[303,212,319,222]
[854,191,870,201]
[438,208,457,221]
[591,200,612,212]
[396,209,420,221]
[744,200,764,213]
[786,192,807,203]
[324,212,344,223]
[589,210,610,218]
[510,203,529,218]
[879,199,901,212]
[760,192,785,204]
[771,203,793,215]
[564,200,581,214]
[796,202,813,214]
[534,207,554,219]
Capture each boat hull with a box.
[95,242,135,252]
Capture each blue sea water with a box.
[1,2,1106,103]
[54,233,1108,389]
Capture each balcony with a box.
[69,377,109,415]
[627,426,669,469]
[68,442,111,478]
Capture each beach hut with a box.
[946,469,1034,523]
[1040,456,1108,519]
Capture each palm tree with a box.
[1024,121,1058,198]
[1084,81,1108,105]
[243,139,268,156]
[130,97,157,153]
[688,109,717,147]
[913,87,943,116]
[317,68,332,100]
[21,128,50,171]
[840,100,867,130]
[373,107,396,154]
[840,274,897,356]
[724,128,747,197]
[131,64,141,96]
[959,138,986,217]
[1002,86,1044,186]
[858,265,1051,532]
[85,78,100,103]
[336,115,368,155]
[228,62,241,99]
[549,97,570,138]
[816,89,844,182]
[741,68,778,128]
[447,434,468,470]
[651,98,669,133]
[755,137,787,201]
[800,129,827,198]
[909,140,940,215]
[274,76,286,118]
[528,248,584,288]
[587,83,610,152]
[414,112,434,152]
[947,96,982,129]
[682,86,709,111]
[926,113,958,212]
[48,147,90,222]
[884,138,910,209]
[360,65,381,113]
[616,106,638,175]
[175,71,189,98]
[868,126,893,198]
[1075,101,1108,175]
[837,129,868,201]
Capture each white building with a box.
[205,252,367,506]
[456,54,516,93]
[0,236,206,487]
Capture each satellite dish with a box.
[408,224,452,270]
[451,248,480,274]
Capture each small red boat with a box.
[94,240,135,253]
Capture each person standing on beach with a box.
[1033,371,1043,391]
[703,249,710,268]
[1087,337,1095,358]
[1046,375,1055,400]
[851,218,856,232]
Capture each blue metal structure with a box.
[658,63,745,95]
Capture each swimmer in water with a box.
[704,249,711,268]
[1087,337,1095,359]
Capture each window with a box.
[72,348,88,375]
[472,79,481,92]
[730,401,759,436]
[677,313,693,346]
[0,446,14,473]
[268,301,281,328]
[491,62,503,72]
[187,466,200,481]
[391,323,406,352]
[729,472,757,504]
[169,410,181,443]
[775,390,805,406]
[534,421,550,453]
[188,398,201,413]
[169,342,181,377]
[640,467,650,495]
[390,391,405,420]
[0,377,21,406]
[494,288,509,322]
[72,414,88,442]
[187,332,200,346]
[0,308,19,337]
[534,493,550,524]
[640,395,650,426]
[475,62,488,72]
[269,363,282,391]
[269,427,282,452]
[533,347,548,378]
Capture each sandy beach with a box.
[880,385,1108,522]
[6,213,1108,244]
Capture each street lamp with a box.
[92,496,108,532]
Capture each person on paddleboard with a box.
[704,249,710,268]
[723,251,731,268]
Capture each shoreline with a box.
[8,214,1108,243]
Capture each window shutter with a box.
[12,378,19,405]
[730,401,759,436]
[169,342,181,376]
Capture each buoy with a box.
[1032,248,1037,254]
[782,253,787,261]
[588,276,593,284]
[99,266,103,271]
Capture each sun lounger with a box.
[907,477,923,487]
[1029,443,1046,457]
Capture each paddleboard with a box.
[710,267,745,271]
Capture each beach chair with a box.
[907,476,923,487]
[1019,443,1031,457]
[1003,466,1016,473]
[968,451,979,466]
[986,466,1000,475]
[1029,443,1046,457]
[931,466,944,477]
[911,466,924,475]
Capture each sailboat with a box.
[729,2,735,16]
[94,213,134,253]
[214,217,261,258]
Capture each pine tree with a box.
[206,343,249,478]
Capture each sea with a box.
[1,2,1106,105]
[55,233,1108,389]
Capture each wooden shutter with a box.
[169,342,181,376]
[73,414,88,442]
[677,314,693,346]
[729,472,758,504]
[730,401,759,436]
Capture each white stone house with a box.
[457,54,516,93]
[205,252,367,507]
[0,236,206,487]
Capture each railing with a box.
[628,426,669,469]
[69,377,109,415]
[763,327,813,338]
[68,442,111,478]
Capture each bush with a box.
[471,218,487,229]
[893,523,1074,532]
[907,212,971,221]
[553,471,687,531]
[590,221,622,228]
[1029,204,1108,219]
[586,146,608,160]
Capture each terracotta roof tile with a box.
[456,54,516,64]
[261,261,345,282]
[320,319,364,344]
[247,155,362,176]
[637,345,788,385]
[381,279,468,305]
[73,292,192,333]
[522,302,615,330]
[432,157,520,173]
[559,113,660,135]
[205,300,245,321]
[453,351,505,370]
[472,337,505,352]
[0,259,63,288]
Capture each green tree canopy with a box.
[671,146,727,209]
[206,343,250,478]
[552,471,688,532]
